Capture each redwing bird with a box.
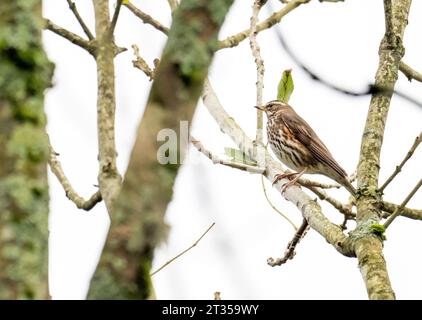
[256,100,356,195]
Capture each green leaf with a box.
[224,147,257,166]
[277,69,294,103]
[370,223,387,240]
[122,0,130,3]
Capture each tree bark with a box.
[93,0,122,214]
[88,0,234,299]
[355,0,412,300]
[0,0,53,299]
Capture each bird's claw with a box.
[272,172,296,186]
[281,180,297,193]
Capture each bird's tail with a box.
[340,177,356,196]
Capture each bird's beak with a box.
[254,105,264,111]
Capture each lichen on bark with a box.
[0,0,53,299]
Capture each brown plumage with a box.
[258,100,356,195]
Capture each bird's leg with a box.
[281,168,307,193]
[272,172,298,186]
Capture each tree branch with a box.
[381,201,422,220]
[399,61,422,82]
[304,185,355,218]
[110,0,123,36]
[150,222,215,276]
[43,18,95,54]
[267,218,309,266]
[92,0,122,213]
[202,79,354,257]
[123,0,309,58]
[124,2,170,34]
[384,178,422,229]
[298,169,356,190]
[218,0,309,50]
[66,0,94,40]
[89,0,235,299]
[354,0,412,300]
[379,131,422,193]
[48,140,102,211]
[190,137,265,174]
[249,0,266,145]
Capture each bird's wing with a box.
[280,110,347,178]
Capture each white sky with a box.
[43,0,422,299]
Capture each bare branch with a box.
[298,170,356,190]
[48,140,102,211]
[66,0,94,40]
[267,218,309,266]
[379,131,422,193]
[249,0,266,145]
[93,0,122,212]
[151,222,215,276]
[384,178,422,229]
[191,137,265,174]
[218,0,309,50]
[305,185,355,218]
[124,2,170,34]
[131,45,158,81]
[352,0,412,299]
[399,61,422,82]
[43,18,95,54]
[110,0,123,36]
[381,201,422,221]
[261,176,298,230]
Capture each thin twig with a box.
[381,201,422,220]
[261,176,298,230]
[384,178,422,229]
[44,18,95,54]
[305,185,355,218]
[110,0,123,36]
[151,222,216,276]
[66,0,94,40]
[267,218,309,266]
[299,169,356,189]
[48,139,102,211]
[399,61,422,83]
[124,2,170,34]
[379,131,422,193]
[191,137,265,174]
[249,0,266,145]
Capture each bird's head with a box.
[255,100,290,118]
